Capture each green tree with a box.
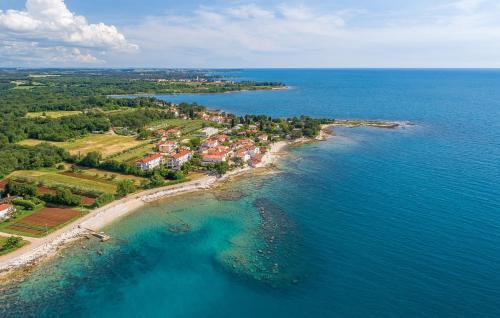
[116,179,136,197]
[80,151,102,168]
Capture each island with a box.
[0,69,400,275]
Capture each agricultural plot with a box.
[111,142,156,164]
[18,134,144,158]
[147,119,205,136]
[25,111,82,119]
[10,170,117,194]
[2,207,82,237]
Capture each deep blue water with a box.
[2,70,500,317]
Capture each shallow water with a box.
[1,70,500,317]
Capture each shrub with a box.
[11,198,37,210]
[94,193,115,207]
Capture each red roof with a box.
[137,153,162,164]
[0,204,12,211]
[172,149,191,160]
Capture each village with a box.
[137,106,270,173]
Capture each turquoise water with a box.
[1,70,500,317]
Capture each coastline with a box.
[0,140,291,277]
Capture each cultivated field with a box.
[2,207,82,237]
[25,111,82,118]
[19,133,144,158]
[111,142,156,164]
[10,170,117,194]
[147,119,205,136]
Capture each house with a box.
[235,149,251,162]
[210,115,225,124]
[201,139,219,151]
[136,153,163,171]
[166,149,192,169]
[258,134,269,142]
[0,204,15,220]
[249,154,263,167]
[166,128,181,138]
[216,134,230,143]
[198,127,219,138]
[157,140,178,153]
[167,107,179,117]
[234,138,254,149]
[202,147,231,166]
[248,125,258,134]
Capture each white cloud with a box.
[115,2,500,68]
[0,0,137,65]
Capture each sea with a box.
[1,69,500,317]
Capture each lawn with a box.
[18,133,144,158]
[25,111,82,118]
[10,170,118,194]
[0,236,29,256]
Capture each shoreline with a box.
[0,140,291,277]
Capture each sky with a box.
[1,0,500,68]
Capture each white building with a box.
[136,153,163,171]
[198,127,219,138]
[166,150,192,169]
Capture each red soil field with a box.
[11,207,80,228]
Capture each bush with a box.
[11,198,37,210]
[3,179,37,197]
[116,180,136,197]
[0,236,22,251]
[94,193,115,207]
[41,188,81,206]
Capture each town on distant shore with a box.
[0,69,330,257]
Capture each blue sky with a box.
[1,0,500,67]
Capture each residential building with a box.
[166,150,192,169]
[258,134,269,142]
[210,115,225,124]
[136,153,163,171]
[198,127,219,138]
[202,147,231,166]
[201,139,219,151]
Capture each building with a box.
[202,147,232,166]
[258,134,269,142]
[0,204,15,220]
[216,134,230,143]
[166,128,181,138]
[210,115,225,124]
[136,153,163,171]
[198,127,219,138]
[166,150,192,169]
[201,139,219,151]
[249,154,263,167]
[235,149,251,162]
[248,125,258,134]
[157,140,178,153]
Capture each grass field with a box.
[18,133,144,158]
[10,170,117,194]
[78,168,147,187]
[25,111,82,118]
